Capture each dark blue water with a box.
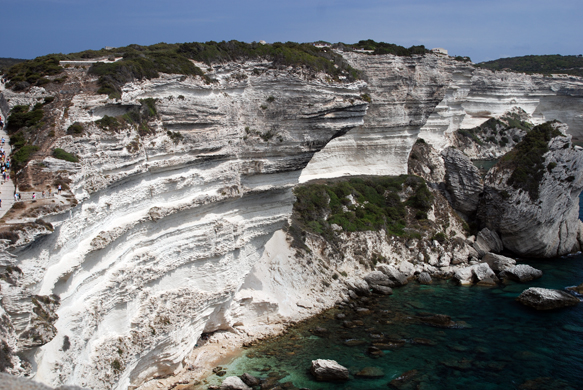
[202,197,583,390]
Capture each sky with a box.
[3,0,582,63]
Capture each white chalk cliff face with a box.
[2,63,367,389]
[1,53,583,390]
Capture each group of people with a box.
[12,185,62,203]
[1,138,10,185]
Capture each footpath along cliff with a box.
[0,42,582,390]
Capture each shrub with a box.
[95,115,121,131]
[266,96,275,102]
[361,93,372,103]
[499,122,563,200]
[53,148,79,162]
[66,122,84,136]
[6,104,44,132]
[12,145,39,169]
[5,54,63,89]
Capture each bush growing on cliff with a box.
[6,104,44,133]
[293,175,433,242]
[498,121,563,200]
[5,55,63,90]
[53,148,79,163]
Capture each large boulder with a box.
[310,359,350,381]
[517,287,580,310]
[220,376,252,390]
[453,263,496,285]
[364,271,394,287]
[376,264,409,286]
[240,373,260,387]
[483,253,516,272]
[344,278,371,296]
[417,272,432,285]
[441,147,484,215]
[505,264,543,283]
[473,228,503,257]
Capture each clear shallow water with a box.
[202,197,583,390]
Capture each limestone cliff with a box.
[476,122,583,257]
[0,48,583,390]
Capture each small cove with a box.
[199,197,583,390]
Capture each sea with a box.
[201,196,583,390]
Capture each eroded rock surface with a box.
[310,359,350,381]
[517,288,580,310]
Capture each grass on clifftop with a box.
[476,54,583,77]
[292,175,433,244]
[498,121,563,200]
[5,39,437,95]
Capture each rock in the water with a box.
[483,252,516,272]
[376,264,409,286]
[567,282,583,294]
[517,287,580,310]
[442,147,484,215]
[310,359,350,381]
[344,278,371,296]
[389,369,419,389]
[370,284,393,295]
[473,228,504,256]
[417,272,432,285]
[453,263,496,285]
[506,264,543,283]
[364,271,394,287]
[355,366,385,378]
[240,373,260,387]
[419,314,458,328]
[220,376,252,390]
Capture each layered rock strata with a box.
[477,124,583,257]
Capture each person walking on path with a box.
[57,184,62,194]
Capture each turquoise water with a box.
[202,198,583,389]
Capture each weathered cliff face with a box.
[418,68,583,152]
[477,124,583,257]
[1,63,367,389]
[1,51,583,390]
[300,53,457,182]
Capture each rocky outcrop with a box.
[483,253,516,272]
[567,282,583,294]
[453,263,497,285]
[517,287,580,310]
[442,147,483,215]
[473,228,504,257]
[301,53,459,182]
[504,264,543,283]
[220,376,252,390]
[476,124,583,257]
[310,359,350,381]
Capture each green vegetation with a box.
[6,104,44,132]
[88,45,206,98]
[94,115,121,131]
[345,40,429,56]
[0,57,26,73]
[66,122,84,136]
[43,96,55,105]
[166,131,183,144]
[499,122,563,200]
[12,145,39,169]
[361,93,372,103]
[5,55,63,90]
[177,40,360,80]
[476,54,583,77]
[94,99,158,136]
[456,113,533,147]
[53,148,79,163]
[292,175,433,243]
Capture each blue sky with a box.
[3,0,582,63]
